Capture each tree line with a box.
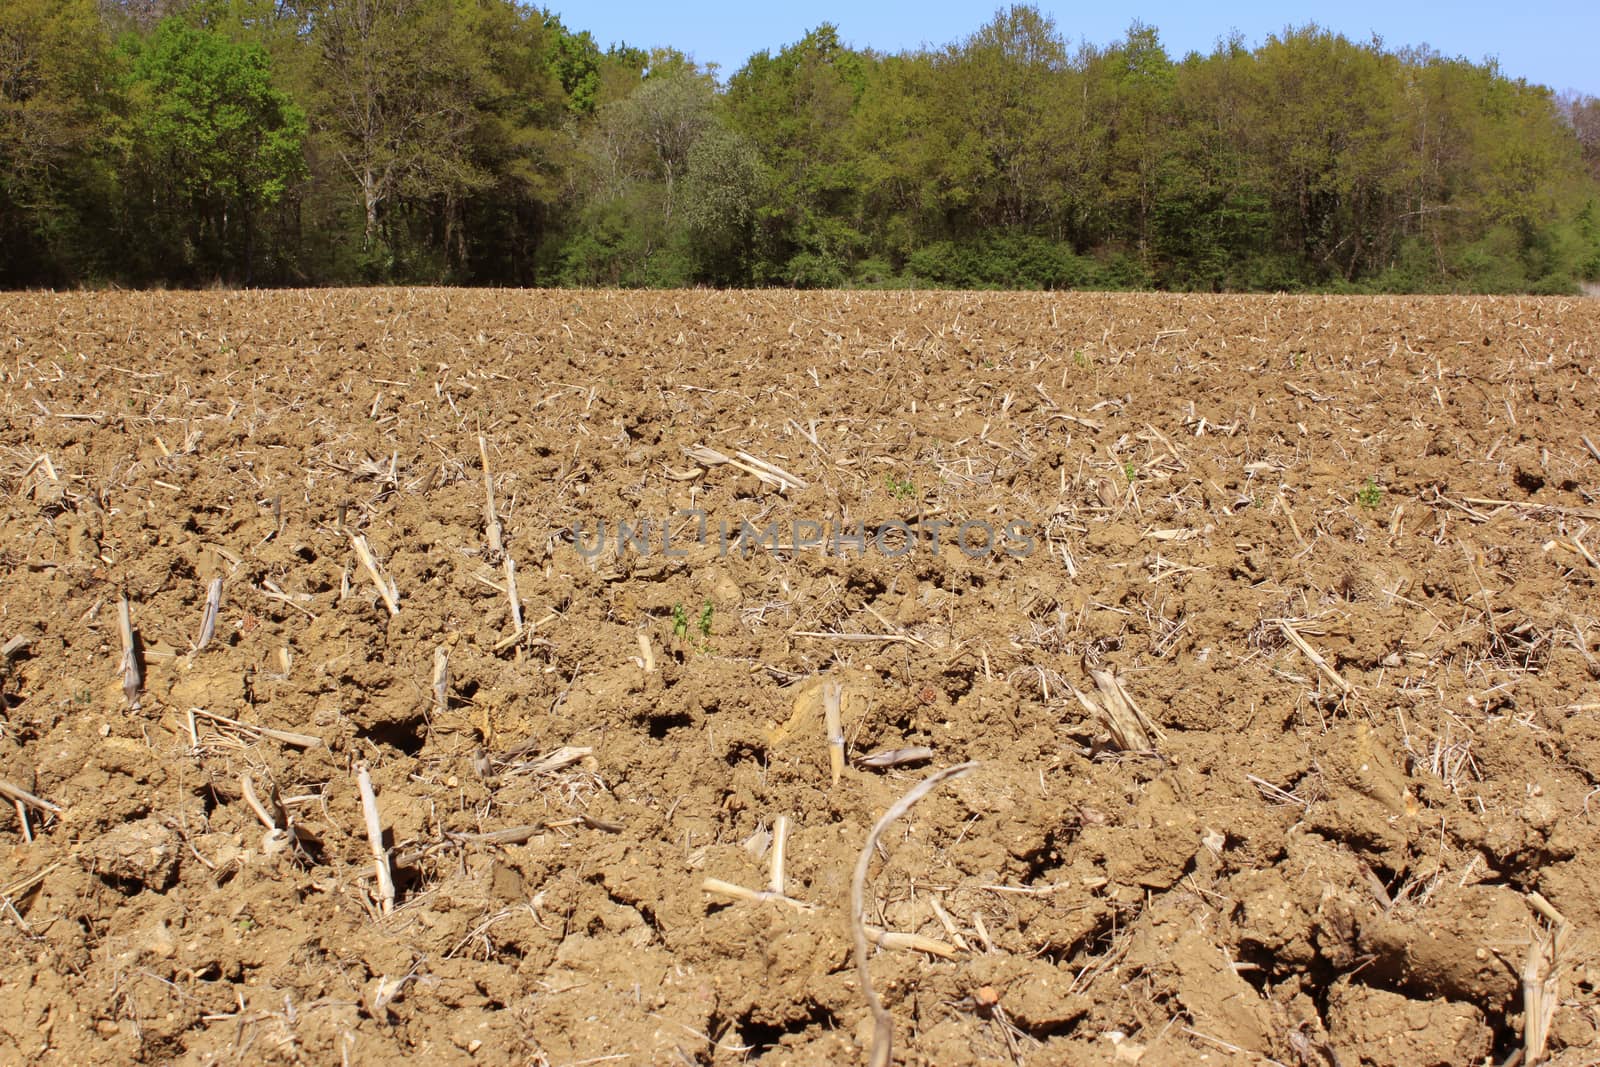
[4,0,1599,292]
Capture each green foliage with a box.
[117,17,306,282]
[726,24,870,284]
[885,474,917,501]
[1356,478,1383,509]
[682,127,767,282]
[0,0,120,283]
[907,235,1093,289]
[559,65,716,285]
[542,16,605,114]
[671,602,689,640]
[124,20,305,207]
[2,2,1597,290]
[848,257,913,288]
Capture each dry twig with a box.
[0,777,61,815]
[1278,620,1353,695]
[851,761,979,1067]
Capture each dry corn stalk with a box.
[769,815,791,896]
[683,444,808,492]
[195,577,223,651]
[852,762,980,1067]
[702,876,817,912]
[357,763,395,915]
[822,680,845,786]
[1522,892,1570,1065]
[350,533,400,616]
[118,595,141,710]
[479,436,503,557]
[1278,620,1352,694]
[0,777,61,815]
[863,924,958,959]
[769,675,870,784]
[1073,665,1163,752]
[503,556,523,633]
[431,646,449,714]
[501,745,592,777]
[189,706,321,749]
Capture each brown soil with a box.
[2,289,1600,1066]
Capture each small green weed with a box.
[1122,461,1137,482]
[1356,477,1383,508]
[885,474,917,501]
[671,601,715,650]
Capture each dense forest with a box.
[4,0,1599,291]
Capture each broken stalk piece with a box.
[823,680,845,786]
[196,577,224,652]
[357,763,396,915]
[479,435,503,557]
[188,706,321,749]
[857,746,935,769]
[350,533,400,616]
[504,556,523,635]
[769,815,791,896]
[432,646,449,715]
[0,777,62,816]
[118,595,141,710]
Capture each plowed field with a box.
[3,289,1600,1066]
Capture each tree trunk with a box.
[362,168,381,251]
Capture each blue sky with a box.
[555,1,1599,97]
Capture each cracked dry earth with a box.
[2,288,1600,1066]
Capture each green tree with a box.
[1091,22,1176,268]
[1240,28,1409,283]
[561,63,717,285]
[0,0,119,283]
[542,14,646,115]
[118,17,306,281]
[5,3,1599,290]
[681,125,767,282]
[932,5,1073,234]
[305,0,571,281]
[727,24,870,283]
[1148,38,1272,288]
[445,0,571,282]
